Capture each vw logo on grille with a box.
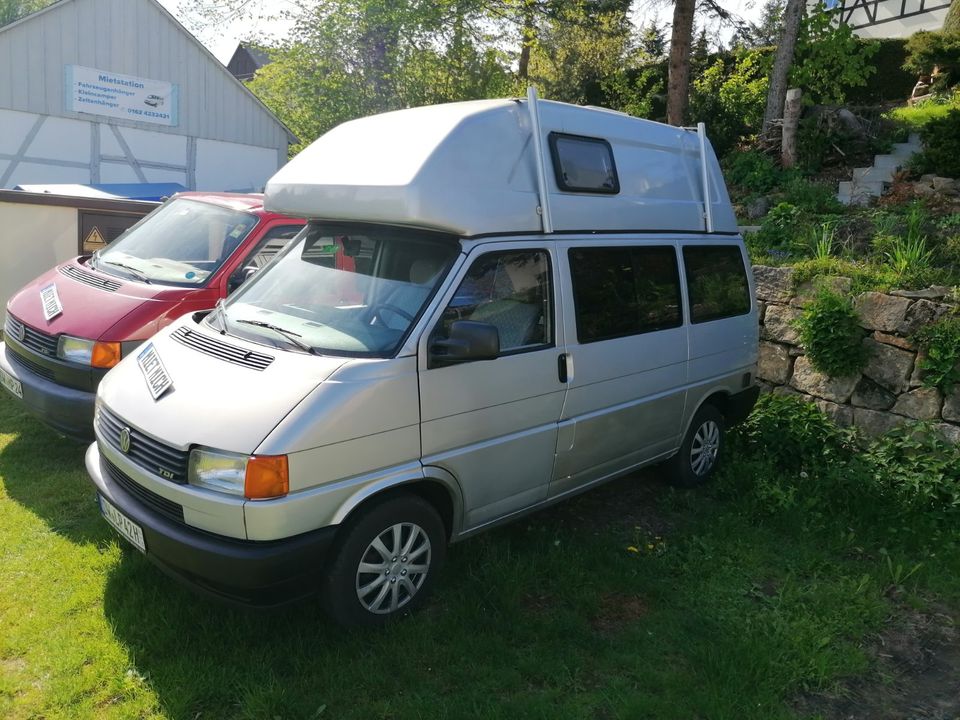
[119,427,132,454]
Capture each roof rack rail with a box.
[683,122,714,234]
[526,86,553,234]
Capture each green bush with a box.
[903,31,960,91]
[723,150,782,194]
[782,177,843,214]
[911,109,960,178]
[865,424,960,514]
[791,3,879,106]
[795,289,869,377]
[689,50,770,155]
[732,394,852,474]
[913,315,960,392]
[749,202,808,259]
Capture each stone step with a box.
[891,142,921,157]
[873,154,903,171]
[838,179,885,206]
[853,166,894,183]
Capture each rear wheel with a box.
[322,494,446,626]
[667,404,725,488]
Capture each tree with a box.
[731,0,785,48]
[527,0,633,104]
[0,0,53,27]
[762,0,805,131]
[637,19,667,60]
[666,0,696,126]
[944,0,959,34]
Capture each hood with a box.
[6,258,204,340]
[97,316,347,454]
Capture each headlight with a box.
[188,447,289,500]
[57,336,121,368]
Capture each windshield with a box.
[213,224,459,357]
[92,198,259,286]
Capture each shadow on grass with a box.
[0,396,111,545]
[97,472,690,720]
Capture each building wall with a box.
[816,0,951,39]
[0,0,291,190]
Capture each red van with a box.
[0,192,304,439]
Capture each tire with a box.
[321,493,447,626]
[667,404,725,488]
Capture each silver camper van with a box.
[85,94,759,625]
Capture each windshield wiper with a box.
[101,259,151,284]
[235,319,318,354]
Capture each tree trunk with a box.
[781,88,802,168]
[762,0,805,132]
[517,0,536,82]
[666,0,696,126]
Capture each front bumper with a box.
[0,342,96,439]
[85,442,339,606]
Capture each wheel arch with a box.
[329,466,463,542]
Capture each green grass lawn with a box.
[1,393,958,719]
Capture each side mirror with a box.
[228,266,258,293]
[429,320,499,368]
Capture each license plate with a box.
[98,494,146,553]
[137,343,173,400]
[40,283,63,321]
[0,366,22,399]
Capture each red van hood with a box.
[5,258,214,341]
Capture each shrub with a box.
[723,150,782,194]
[795,289,869,377]
[782,177,843,214]
[913,315,960,392]
[903,30,960,91]
[749,202,808,258]
[689,50,770,155]
[731,394,852,474]
[791,3,879,106]
[912,109,960,178]
[865,424,960,514]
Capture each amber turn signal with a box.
[244,455,289,500]
[90,341,122,368]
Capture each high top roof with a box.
[265,98,737,236]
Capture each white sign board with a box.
[65,65,179,127]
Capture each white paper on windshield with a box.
[40,283,63,321]
[137,343,173,400]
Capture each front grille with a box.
[9,350,55,381]
[171,326,274,370]
[98,406,189,483]
[102,454,185,524]
[5,314,58,357]
[59,265,122,292]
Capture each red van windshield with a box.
[92,198,259,287]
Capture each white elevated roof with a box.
[265,98,737,236]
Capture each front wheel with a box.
[322,494,446,626]
[667,404,725,488]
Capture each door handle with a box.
[558,353,568,383]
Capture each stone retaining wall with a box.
[753,265,960,443]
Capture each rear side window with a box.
[569,246,682,343]
[683,245,751,323]
[548,133,619,194]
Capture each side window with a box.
[683,245,751,323]
[548,133,619,194]
[435,250,553,353]
[569,246,682,343]
[243,224,304,271]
